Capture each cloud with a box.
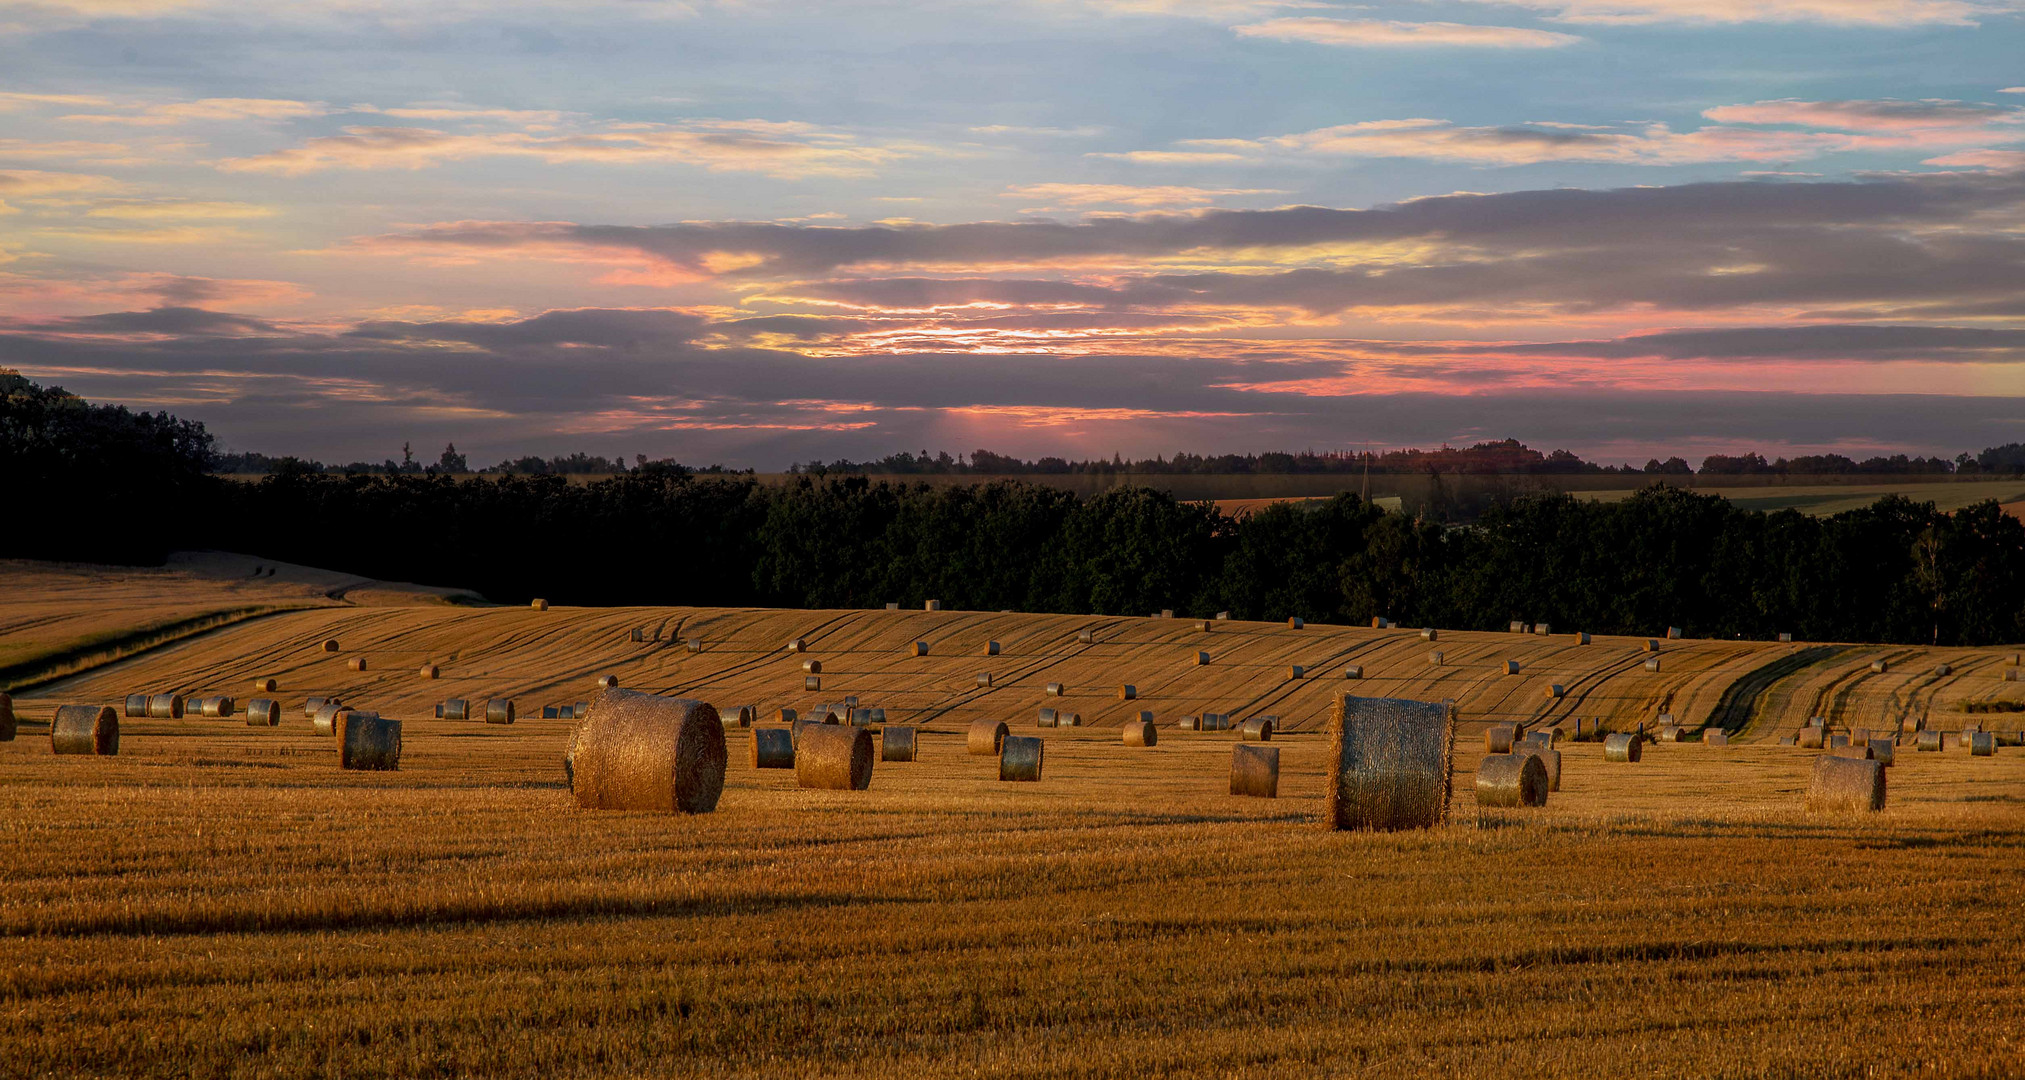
[1234,17,1584,47]
[58,97,324,126]
[970,125,1107,137]
[1453,0,2017,25]
[0,169,124,211]
[1701,98,2025,131]
[1002,183,1284,208]
[1085,150,1249,164]
[1922,149,2025,170]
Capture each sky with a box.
[0,0,2022,469]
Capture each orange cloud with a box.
[1456,0,2009,25]
[1235,17,1583,47]
[1003,183,1284,208]
[59,97,325,126]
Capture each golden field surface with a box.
[3,558,2025,1078]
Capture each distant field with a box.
[4,563,2025,1077]
[1574,479,2025,517]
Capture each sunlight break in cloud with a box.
[1235,17,1583,48]
[1455,0,2017,25]
[1002,183,1283,208]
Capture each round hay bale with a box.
[849,708,875,727]
[0,692,12,742]
[1077,629,1094,644]
[1518,745,1562,791]
[1288,666,1305,680]
[1545,684,1566,699]
[1704,729,1729,746]
[1428,651,1444,666]
[1421,628,1438,642]
[911,641,930,657]
[1667,626,1683,639]
[146,693,183,719]
[1037,707,1057,728]
[803,659,823,675]
[201,695,236,718]
[975,673,993,688]
[1798,726,1826,749]
[1644,639,1660,653]
[1643,658,1661,673]
[244,698,278,726]
[1658,725,1686,743]
[985,641,1001,656]
[51,705,118,755]
[1176,715,1201,731]
[253,677,278,693]
[881,725,918,762]
[1868,739,1896,766]
[776,707,799,724]
[1503,660,1522,676]
[346,657,367,672]
[999,735,1044,782]
[805,675,821,691]
[339,712,402,771]
[1971,731,1996,756]
[1326,695,1453,831]
[796,724,874,790]
[1916,730,1945,752]
[322,639,340,653]
[1288,617,1304,629]
[1510,621,1527,634]
[687,640,704,654]
[1828,734,1850,748]
[531,598,550,611]
[1337,664,1364,681]
[788,638,807,653]
[1534,623,1552,636]
[569,690,727,812]
[485,698,515,725]
[1195,651,1212,666]
[925,599,942,611]
[596,675,620,690]
[1241,716,1274,742]
[1778,735,1797,746]
[124,694,149,718]
[1808,716,1826,727]
[303,695,337,717]
[312,702,350,736]
[1870,659,1888,674]
[1045,682,1065,697]
[1808,754,1885,812]
[1936,663,1952,676]
[419,664,439,679]
[1475,752,1549,807]
[1195,620,1213,632]
[1119,684,1137,700]
[1603,733,1642,762]
[721,705,754,728]
[1123,719,1157,747]
[752,727,796,769]
[1485,723,1517,753]
[442,698,471,721]
[1059,712,1082,728]
[1230,744,1279,798]
[1577,632,1592,645]
[968,719,1009,756]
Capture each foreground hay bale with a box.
[1603,733,1642,762]
[1798,726,1827,749]
[796,724,874,790]
[146,693,183,719]
[721,704,755,728]
[1808,755,1885,812]
[1475,753,1548,808]
[1123,719,1157,746]
[253,677,278,693]
[1175,715,1201,731]
[1485,723,1517,753]
[1230,744,1279,798]
[1936,663,1952,676]
[1325,695,1453,831]
[1241,716,1274,742]
[968,719,1009,756]
[51,705,118,755]
[999,735,1044,781]
[569,691,727,812]
[338,712,402,771]
[881,726,918,762]
[1534,623,1552,636]
[124,694,149,718]
[485,698,516,725]
[752,727,795,769]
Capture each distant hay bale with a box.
[1667,626,1682,639]
[1325,695,1453,832]
[1779,632,1795,642]
[485,698,516,725]
[199,695,235,718]
[1123,719,1157,747]
[322,639,340,653]
[51,705,118,755]
[776,707,798,724]
[1372,617,1386,629]
[568,690,727,813]
[1829,744,1872,761]
[543,706,560,719]
[1344,665,1364,679]
[1871,659,1889,674]
[1218,611,1232,621]
[1869,739,1896,766]
[1534,624,1551,636]
[1230,744,1279,798]
[885,602,900,611]
[1704,729,1729,746]
[1421,628,1438,642]
[788,638,808,653]
[796,724,874,790]
[1916,730,1945,752]
[304,695,337,717]
[1509,621,1526,634]
[2005,669,2021,682]
[723,705,755,728]
[597,675,619,690]
[752,727,795,769]
[1475,753,1548,808]
[1643,658,1661,673]
[312,702,350,736]
[124,694,149,718]
[975,673,993,688]
[0,692,11,742]
[346,657,367,672]
[1503,660,1521,675]
[1119,684,1136,700]
[1241,716,1274,741]
[1176,715,1201,731]
[1523,729,1556,749]
[911,641,930,657]
[1658,725,1685,743]
[1936,663,1952,676]
[879,725,918,762]
[925,599,942,611]
[531,599,549,611]
[253,678,278,693]
[805,675,821,691]
[1808,716,1826,727]
[850,708,875,727]
[1195,620,1213,632]
[1545,684,1565,699]
[1485,723,1517,753]
[1971,732,1996,756]
[1576,632,1591,645]
[630,628,645,643]
[1603,733,1642,762]
[339,712,402,771]
[687,640,704,654]
[1288,617,1304,629]
[1644,640,1660,653]
[803,659,822,674]
[1060,712,1083,728]
[1077,629,1094,644]
[999,735,1044,782]
[442,698,470,721]
[985,641,1001,656]
[1797,726,1826,749]
[1808,755,1885,812]
[968,719,1009,756]
[435,704,444,718]
[1778,735,1796,746]
[1517,745,1561,791]
[1045,682,1065,697]
[1828,734,1850,748]
[419,664,439,679]
[1428,651,1444,666]
[1195,651,1211,666]
[146,693,184,719]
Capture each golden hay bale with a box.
[968,718,1009,756]
[485,698,516,725]
[1936,663,1952,676]
[1577,632,1592,645]
[441,698,471,721]
[322,639,340,653]
[1428,651,1444,666]
[253,677,278,693]
[999,735,1044,782]
[1829,744,1873,761]
[1534,623,1552,636]
[1372,617,1387,628]
[1326,695,1453,832]
[1643,658,1661,673]
[1798,726,1826,749]
[1509,621,1527,634]
[974,672,993,689]
[752,727,795,769]
[1036,707,1057,728]
[1704,729,1729,746]
[1195,651,1212,666]
[722,704,755,728]
[1658,725,1685,743]
[531,599,550,611]
[1545,684,1567,699]
[803,658,822,675]
[777,707,799,724]
[911,641,930,657]
[1485,723,1517,753]
[925,599,942,611]
[123,694,149,718]
[198,695,236,718]
[1971,731,1996,757]
[569,690,727,812]
[1344,665,1363,679]
[1059,712,1083,728]
[243,698,281,727]
[51,705,118,755]
[881,725,918,762]
[1517,744,1561,791]
[1241,716,1274,742]
[985,641,1001,656]
[788,638,807,653]
[1603,733,1642,762]
[1778,735,1797,746]
[339,712,402,771]
[1123,719,1157,747]
[1666,626,1682,639]
[146,693,184,719]
[312,702,350,736]
[1475,753,1548,808]
[1288,617,1304,629]
[805,675,821,691]
[849,708,875,727]
[1176,715,1201,731]
[1871,659,1889,674]
[1808,754,1885,812]
[1916,730,1945,752]
[1869,739,1896,766]
[1288,665,1306,680]
[419,664,439,679]
[1502,660,1522,675]
[1230,744,1279,798]
[1119,684,1137,700]
[0,692,11,742]
[1644,640,1660,653]
[1195,620,1213,632]
[1828,734,1850,748]
[1077,629,1095,644]
[1421,627,1438,642]
[687,640,704,654]
[1045,682,1065,697]
[596,675,620,690]
[303,695,337,717]
[796,724,874,790]
[346,657,367,672]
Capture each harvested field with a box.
[2,560,2024,1076]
